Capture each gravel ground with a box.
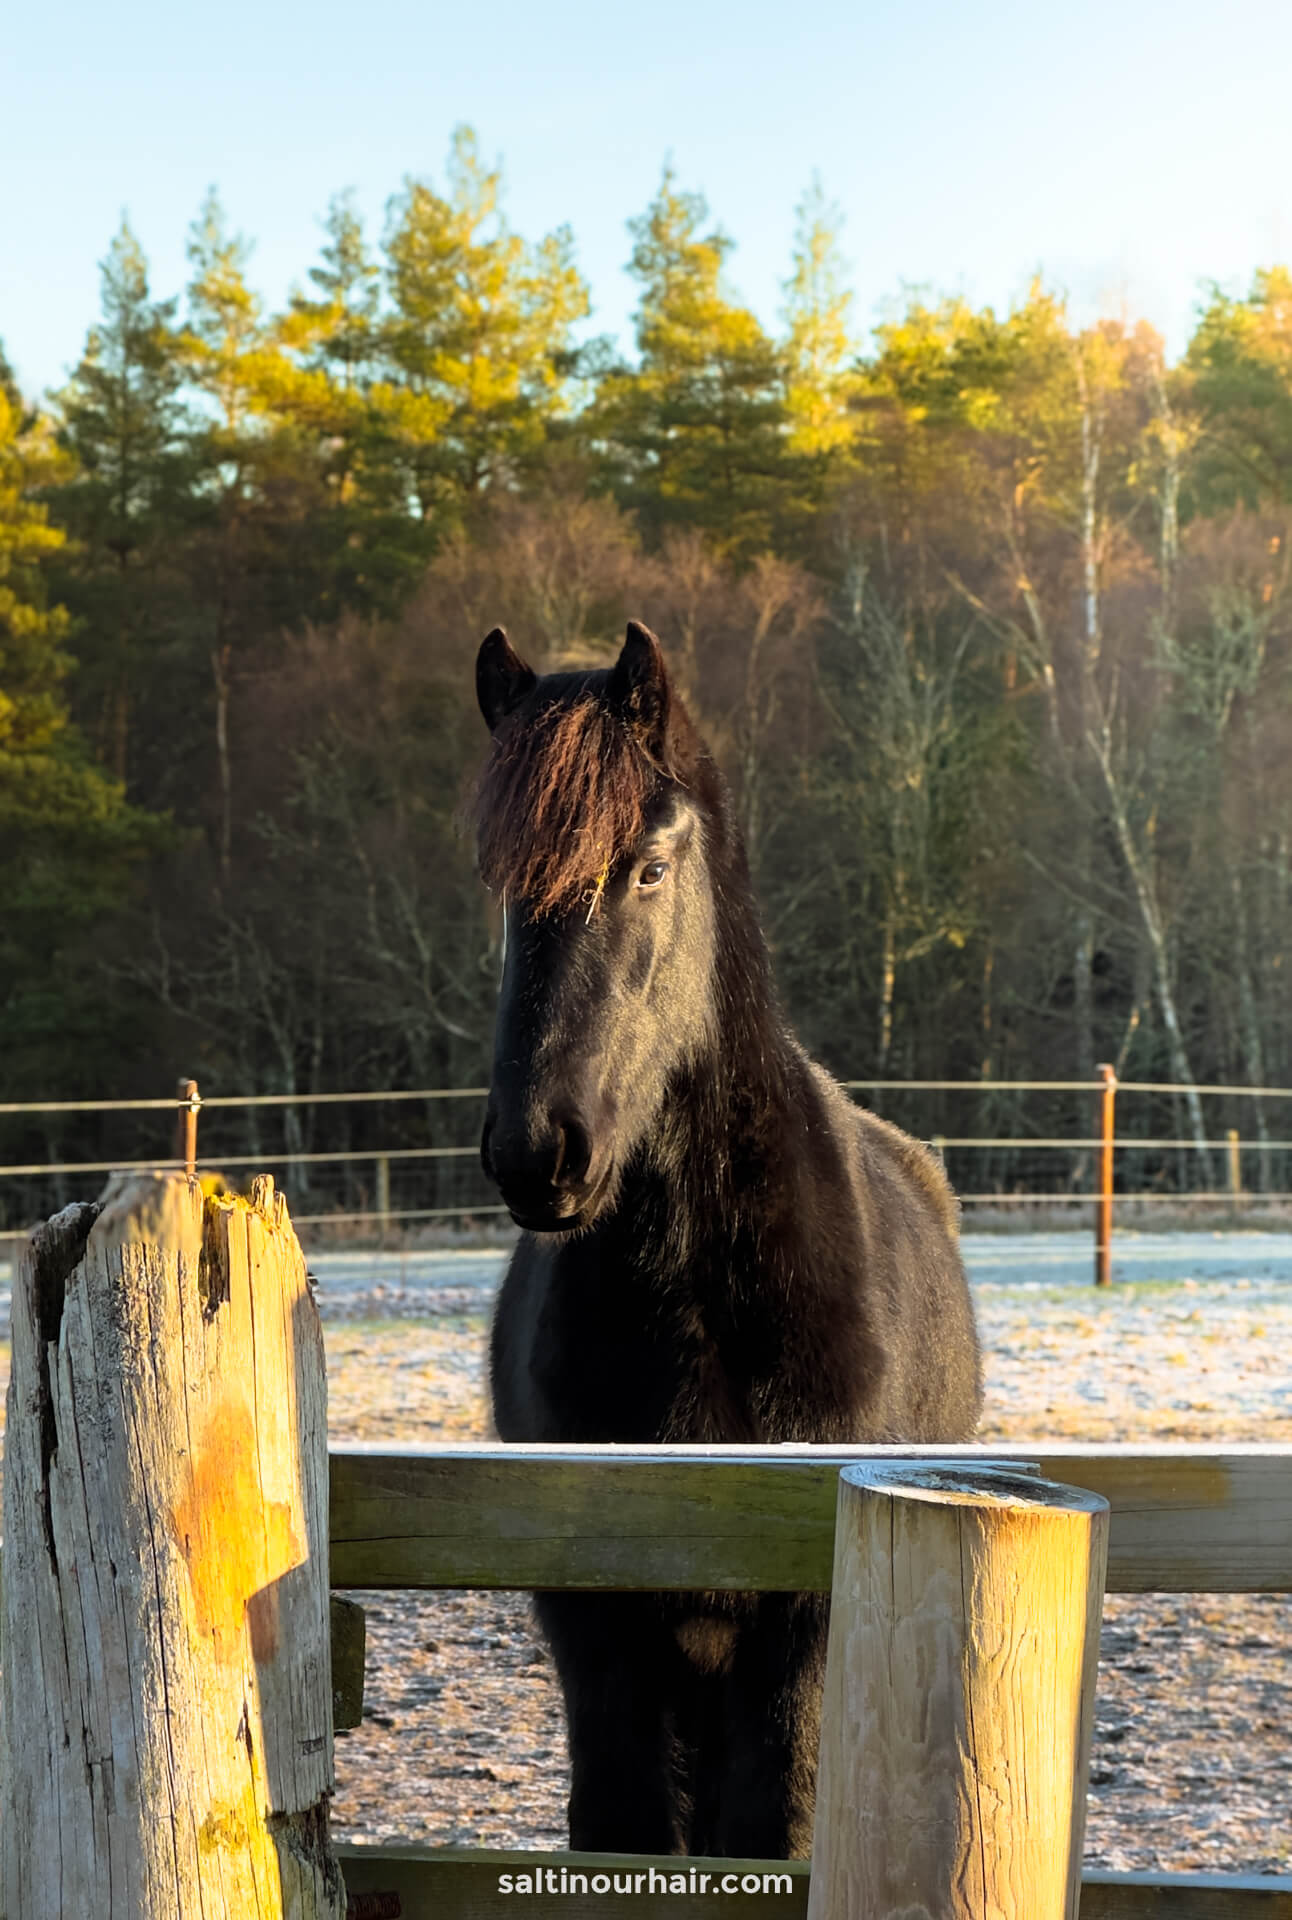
[2,1229,1290,1873]
[310,1234,1292,1875]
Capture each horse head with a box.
[473,621,720,1233]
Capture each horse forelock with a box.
[473,692,660,918]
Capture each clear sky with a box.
[5,0,1292,399]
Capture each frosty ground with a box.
[309,1229,1292,1875]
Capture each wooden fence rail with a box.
[327,1443,1292,1594]
[333,1849,1292,1920]
[330,1442,1292,1918]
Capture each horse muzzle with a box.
[481,1105,615,1233]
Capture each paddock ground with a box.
[0,1229,1289,1872]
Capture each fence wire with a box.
[6,1076,1292,1119]
[4,1077,1292,1243]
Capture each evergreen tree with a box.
[278,194,432,613]
[1186,267,1292,509]
[782,176,858,460]
[52,218,187,784]
[182,186,268,446]
[0,346,160,1089]
[380,126,589,523]
[590,168,799,556]
[288,192,382,394]
[57,219,184,562]
[0,353,71,742]
[178,190,300,871]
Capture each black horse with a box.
[474,619,981,1860]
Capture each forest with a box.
[3,128,1292,1222]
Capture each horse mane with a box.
[472,687,662,918]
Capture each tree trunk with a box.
[1153,364,1180,630]
[1090,723,1215,1186]
[1073,368,1104,1189]
[1230,869,1271,1189]
[281,1087,312,1205]
[212,640,234,880]
[877,906,896,1072]
[1,1172,344,1919]
[1078,370,1102,673]
[872,903,896,1119]
[1276,833,1291,1088]
[1072,910,1096,1189]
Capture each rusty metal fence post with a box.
[173,1078,200,1176]
[1095,1064,1116,1287]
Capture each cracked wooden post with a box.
[1,1171,345,1920]
[807,1463,1109,1920]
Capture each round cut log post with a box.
[1,1171,345,1920]
[807,1463,1109,1920]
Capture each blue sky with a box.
[5,0,1291,399]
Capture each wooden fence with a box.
[4,1173,1292,1916]
[331,1441,1292,1919]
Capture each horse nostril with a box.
[551,1113,592,1191]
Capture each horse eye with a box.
[637,860,669,889]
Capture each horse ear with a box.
[477,627,537,732]
[610,620,672,766]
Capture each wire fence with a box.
[3,1072,1292,1254]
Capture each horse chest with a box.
[495,1242,770,1444]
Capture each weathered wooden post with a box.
[1,1170,345,1920]
[1227,1127,1243,1213]
[808,1462,1108,1920]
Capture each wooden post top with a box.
[839,1461,1110,1515]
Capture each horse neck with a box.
[645,864,804,1203]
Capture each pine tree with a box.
[57,219,184,561]
[380,126,589,523]
[178,190,290,874]
[0,345,160,1087]
[783,176,858,460]
[53,217,187,783]
[1186,267,1292,509]
[288,192,382,394]
[589,167,799,557]
[278,194,430,614]
[182,186,267,446]
[0,350,72,746]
